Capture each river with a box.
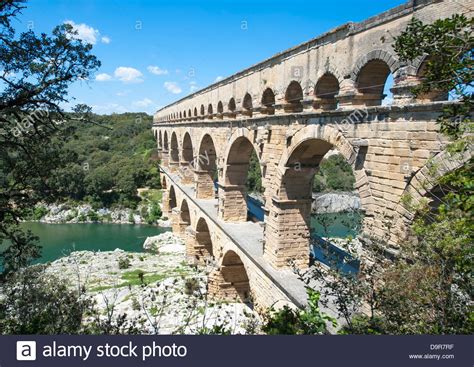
[13,222,170,264]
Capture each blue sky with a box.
[12,0,405,115]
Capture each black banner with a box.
[0,335,472,366]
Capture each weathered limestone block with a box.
[194,169,215,199]
[218,184,247,222]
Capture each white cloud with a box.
[65,20,110,45]
[65,20,99,44]
[164,81,182,94]
[114,67,143,83]
[133,98,153,107]
[214,76,224,82]
[95,73,112,82]
[147,65,168,75]
[116,90,129,97]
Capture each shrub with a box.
[118,257,131,269]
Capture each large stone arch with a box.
[219,128,263,222]
[195,133,217,199]
[180,132,195,184]
[208,250,251,303]
[264,124,370,269]
[390,148,472,243]
[173,198,191,237]
[186,217,215,265]
[169,131,180,172]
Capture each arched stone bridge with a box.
[151,0,472,310]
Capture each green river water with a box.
[12,222,170,264]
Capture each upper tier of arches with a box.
[156,52,441,123]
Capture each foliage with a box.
[117,257,131,270]
[0,0,99,276]
[246,150,263,193]
[0,265,88,334]
[262,289,336,335]
[312,154,355,192]
[395,14,473,149]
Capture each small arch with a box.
[242,93,253,117]
[261,88,275,115]
[183,111,186,118]
[217,101,224,118]
[314,73,340,110]
[228,98,236,114]
[207,103,213,119]
[356,59,392,106]
[284,81,303,112]
[194,107,198,118]
[200,104,205,116]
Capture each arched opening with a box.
[183,111,186,118]
[266,138,335,269]
[242,93,253,117]
[261,88,275,115]
[163,131,169,151]
[188,109,191,118]
[207,103,213,119]
[168,186,177,211]
[195,134,217,199]
[200,104,205,116]
[179,112,182,119]
[158,131,163,150]
[217,101,223,119]
[161,175,167,190]
[284,81,303,112]
[194,217,214,263]
[314,73,340,110]
[181,132,194,184]
[220,136,263,222]
[356,59,392,106]
[209,250,251,303]
[169,132,180,171]
[180,199,190,225]
[194,107,198,118]
[228,97,236,118]
[173,198,191,237]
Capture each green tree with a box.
[312,154,355,192]
[0,0,100,274]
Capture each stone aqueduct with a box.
[151,0,472,310]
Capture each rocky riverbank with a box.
[31,202,171,227]
[45,232,258,334]
[312,192,361,214]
